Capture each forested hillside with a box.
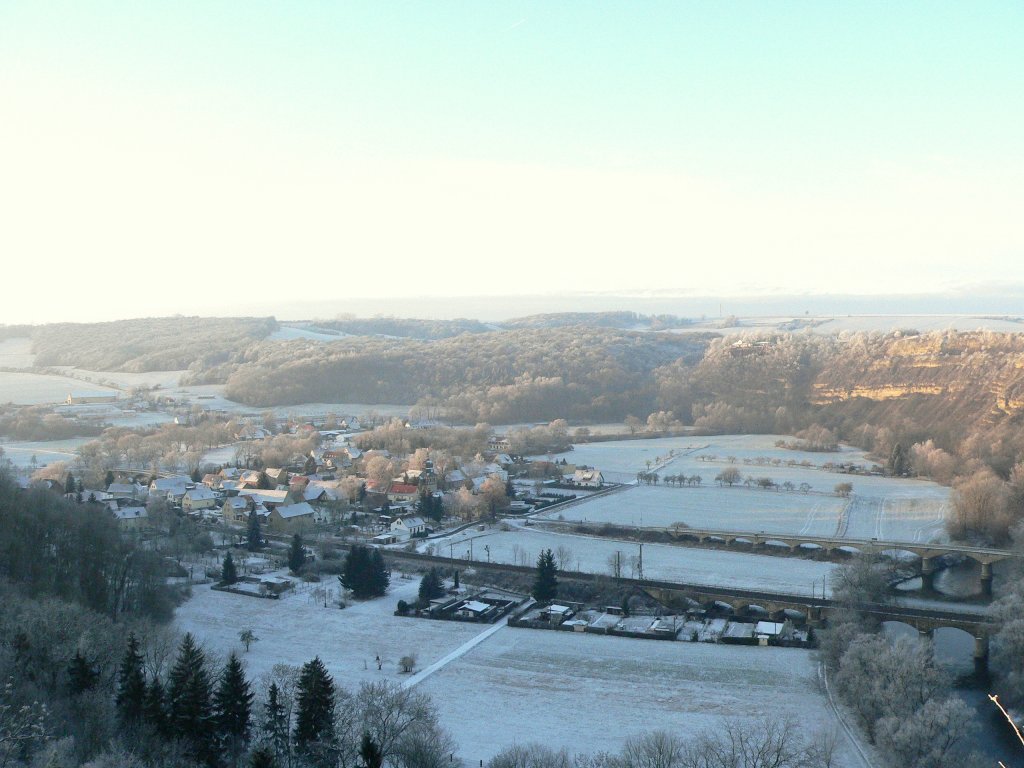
[219,327,711,422]
[31,316,278,372]
[655,330,1024,478]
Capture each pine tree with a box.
[263,683,289,764]
[288,534,306,574]
[144,676,170,738]
[222,551,238,585]
[105,470,115,488]
[293,656,335,752]
[888,443,910,477]
[532,548,559,602]
[168,632,215,763]
[369,548,390,597]
[67,650,98,694]
[116,632,148,726]
[418,569,444,603]
[340,545,389,599]
[247,510,263,551]
[214,652,254,767]
[64,472,76,495]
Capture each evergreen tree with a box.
[214,652,254,767]
[67,650,98,694]
[263,683,289,764]
[64,472,76,495]
[888,443,910,477]
[144,676,170,738]
[369,548,390,597]
[222,551,238,585]
[359,731,383,768]
[293,657,335,753]
[418,569,444,603]
[288,534,306,574]
[247,509,263,551]
[340,545,389,599]
[532,549,559,602]
[168,632,215,763]
[105,470,115,488]
[116,632,148,726]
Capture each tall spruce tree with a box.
[247,509,263,551]
[340,545,389,599]
[116,632,147,726]
[222,551,238,585]
[532,548,559,602]
[293,656,335,752]
[214,652,254,767]
[144,676,170,738]
[168,632,215,764]
[263,682,290,765]
[67,650,98,694]
[369,548,390,597]
[288,534,306,574]
[418,569,444,603]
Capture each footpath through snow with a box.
[401,603,533,689]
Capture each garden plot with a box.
[417,626,860,765]
[174,571,484,687]
[423,527,836,596]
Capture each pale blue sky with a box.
[1,2,1022,322]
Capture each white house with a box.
[571,469,604,488]
[455,600,491,619]
[390,515,426,537]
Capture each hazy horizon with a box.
[2,2,1022,326]
[4,286,1024,327]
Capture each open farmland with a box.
[422,525,837,596]
[176,569,862,766]
[418,624,860,764]
[0,371,120,405]
[549,435,950,543]
[175,572,484,687]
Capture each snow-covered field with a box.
[549,436,949,543]
[419,627,857,764]
[0,337,35,368]
[0,371,121,405]
[176,571,860,766]
[422,526,836,596]
[270,324,348,342]
[554,484,848,535]
[175,573,484,687]
[0,437,88,467]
